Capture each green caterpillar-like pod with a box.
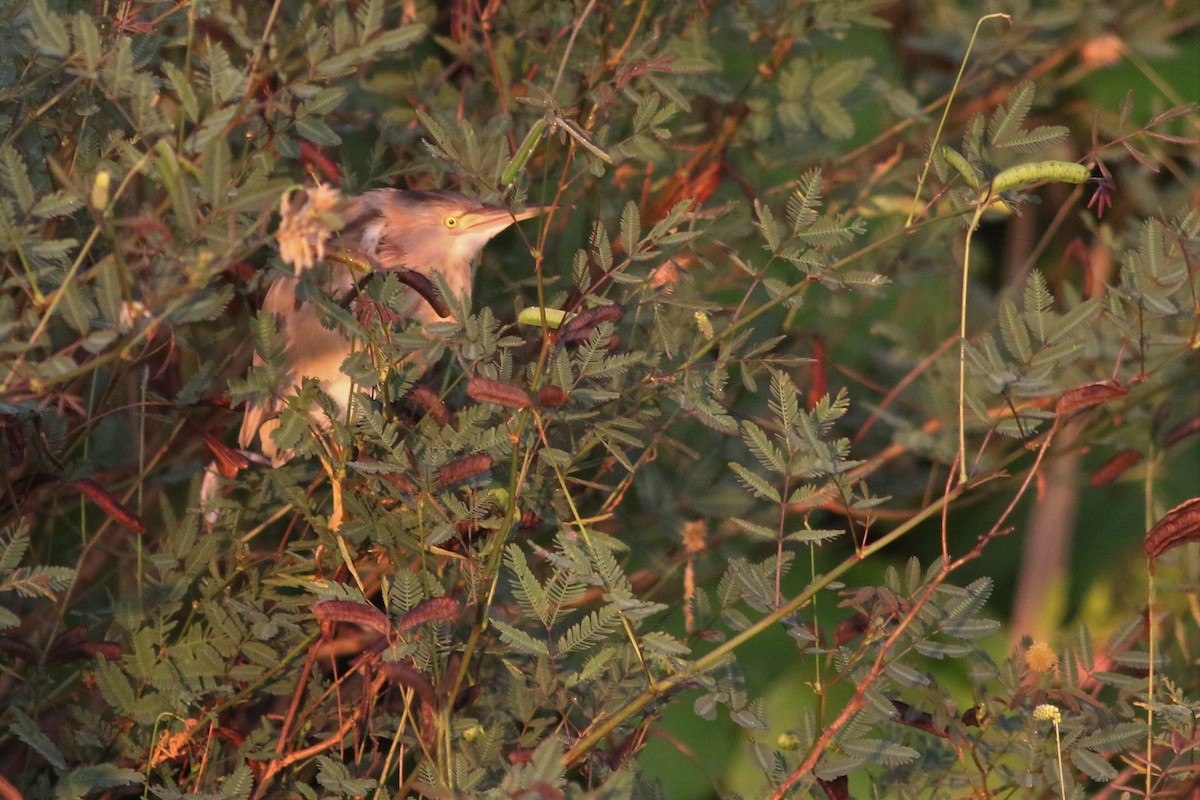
[991,160,1090,195]
[501,118,548,186]
[517,306,569,328]
[939,145,982,191]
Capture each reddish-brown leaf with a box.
[892,700,950,739]
[200,429,249,478]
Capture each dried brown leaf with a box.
[201,429,249,478]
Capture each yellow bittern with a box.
[239,188,541,465]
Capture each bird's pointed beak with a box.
[461,203,546,237]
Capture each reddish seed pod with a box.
[807,336,827,412]
[1144,497,1200,560]
[1088,449,1143,487]
[299,141,342,183]
[437,453,494,487]
[396,268,452,318]
[45,628,123,665]
[45,628,85,665]
[378,470,415,494]
[1163,415,1200,449]
[559,303,625,343]
[507,748,535,765]
[0,636,38,663]
[396,596,461,633]
[379,660,438,709]
[1055,379,1126,417]
[74,641,124,661]
[312,600,392,638]
[536,385,569,408]
[467,377,532,409]
[73,479,145,534]
[409,385,450,425]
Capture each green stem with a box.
[958,202,988,484]
[906,13,1012,227]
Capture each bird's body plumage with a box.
[239,189,539,465]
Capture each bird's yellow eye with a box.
[444,215,458,228]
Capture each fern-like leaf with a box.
[787,169,824,233]
[1023,270,1054,343]
[988,81,1034,147]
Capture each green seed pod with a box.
[501,118,547,186]
[90,169,111,210]
[939,145,981,191]
[517,306,569,328]
[991,160,1090,195]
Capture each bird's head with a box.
[354,189,543,275]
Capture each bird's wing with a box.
[237,276,296,459]
[238,272,357,465]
